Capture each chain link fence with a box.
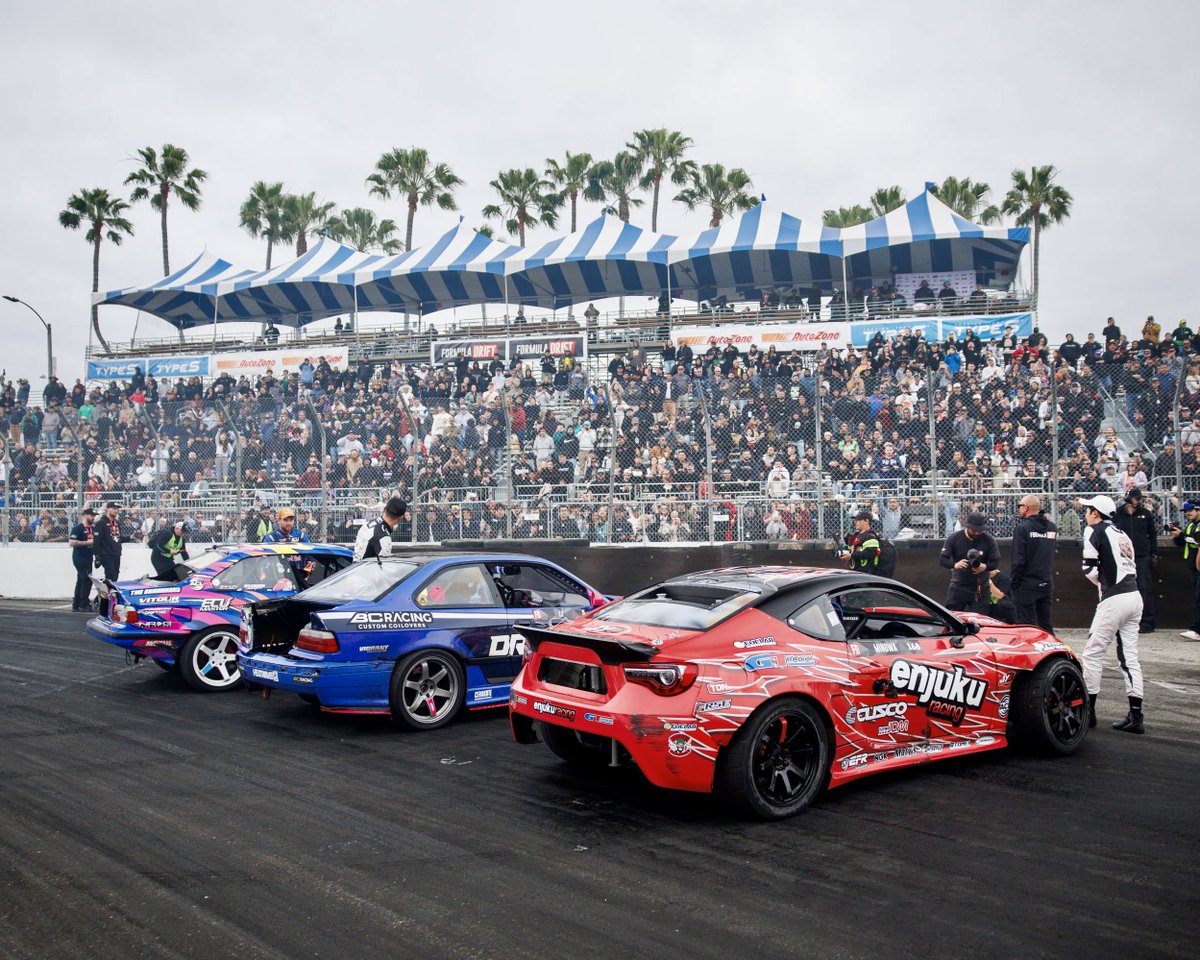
[2,325,1194,547]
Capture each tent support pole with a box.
[840,258,849,321]
[503,276,510,335]
[353,285,361,351]
[211,296,219,348]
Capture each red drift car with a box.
[510,566,1087,820]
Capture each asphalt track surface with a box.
[2,602,1199,960]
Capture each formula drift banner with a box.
[87,355,211,380]
[431,335,586,366]
[671,322,851,352]
[210,346,350,378]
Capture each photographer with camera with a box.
[938,511,1000,612]
[838,510,880,572]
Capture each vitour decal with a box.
[784,654,816,667]
[695,698,732,714]
[742,653,778,671]
[533,700,576,722]
[889,660,987,726]
[844,702,908,724]
[348,611,433,630]
[733,637,775,649]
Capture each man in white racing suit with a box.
[354,496,407,561]
[1080,494,1145,734]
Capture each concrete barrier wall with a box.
[2,540,1188,630]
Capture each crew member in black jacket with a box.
[938,512,1000,612]
[92,502,125,582]
[1112,487,1158,633]
[1010,494,1057,632]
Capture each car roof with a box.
[658,565,877,599]
[388,551,574,567]
[215,542,354,558]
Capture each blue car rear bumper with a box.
[237,650,392,708]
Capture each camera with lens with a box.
[966,548,984,569]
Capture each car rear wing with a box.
[515,624,658,664]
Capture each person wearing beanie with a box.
[1080,494,1145,735]
[938,511,999,612]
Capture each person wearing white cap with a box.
[1080,494,1145,734]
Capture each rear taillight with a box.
[295,627,338,654]
[113,604,136,623]
[622,663,697,695]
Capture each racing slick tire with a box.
[1012,657,1089,756]
[178,627,244,692]
[540,722,612,768]
[388,649,465,731]
[716,697,829,820]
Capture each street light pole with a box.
[2,295,54,381]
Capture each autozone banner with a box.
[210,346,350,377]
[671,322,851,352]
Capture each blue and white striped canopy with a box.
[93,251,260,329]
[662,203,842,301]
[213,238,388,326]
[503,215,677,310]
[348,222,523,315]
[839,190,1029,289]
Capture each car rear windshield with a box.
[297,559,420,603]
[178,549,226,574]
[590,582,762,630]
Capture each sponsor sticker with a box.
[359,644,389,653]
[695,698,732,715]
[706,681,731,694]
[840,753,869,770]
[998,695,1010,719]
[662,720,697,732]
[251,669,279,681]
[199,598,231,612]
[472,688,495,702]
[533,700,576,722]
[742,652,778,671]
[844,701,909,724]
[511,694,528,705]
[583,711,615,725]
[733,637,775,649]
[667,735,691,757]
[348,611,434,630]
[784,654,816,667]
[1032,639,1067,652]
[188,577,205,591]
[889,660,987,726]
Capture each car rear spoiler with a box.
[515,623,657,663]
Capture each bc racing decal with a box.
[348,611,434,630]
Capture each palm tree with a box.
[323,207,403,254]
[59,187,134,354]
[283,192,337,255]
[124,144,206,275]
[931,176,1001,224]
[822,205,874,227]
[868,185,906,218]
[627,129,695,231]
[1001,165,1074,305]
[586,152,645,223]
[675,163,757,228]
[366,147,463,251]
[482,168,559,245]
[545,151,598,233]
[239,181,290,269]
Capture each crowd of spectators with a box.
[1,310,1197,544]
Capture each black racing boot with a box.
[1087,694,1097,729]
[1112,697,1145,735]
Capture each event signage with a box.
[430,335,587,365]
[210,346,351,378]
[509,335,586,363]
[894,270,978,302]
[848,312,1034,347]
[148,355,210,377]
[431,339,507,364]
[671,322,852,352]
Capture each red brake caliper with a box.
[777,717,788,742]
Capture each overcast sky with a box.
[3,0,1197,383]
